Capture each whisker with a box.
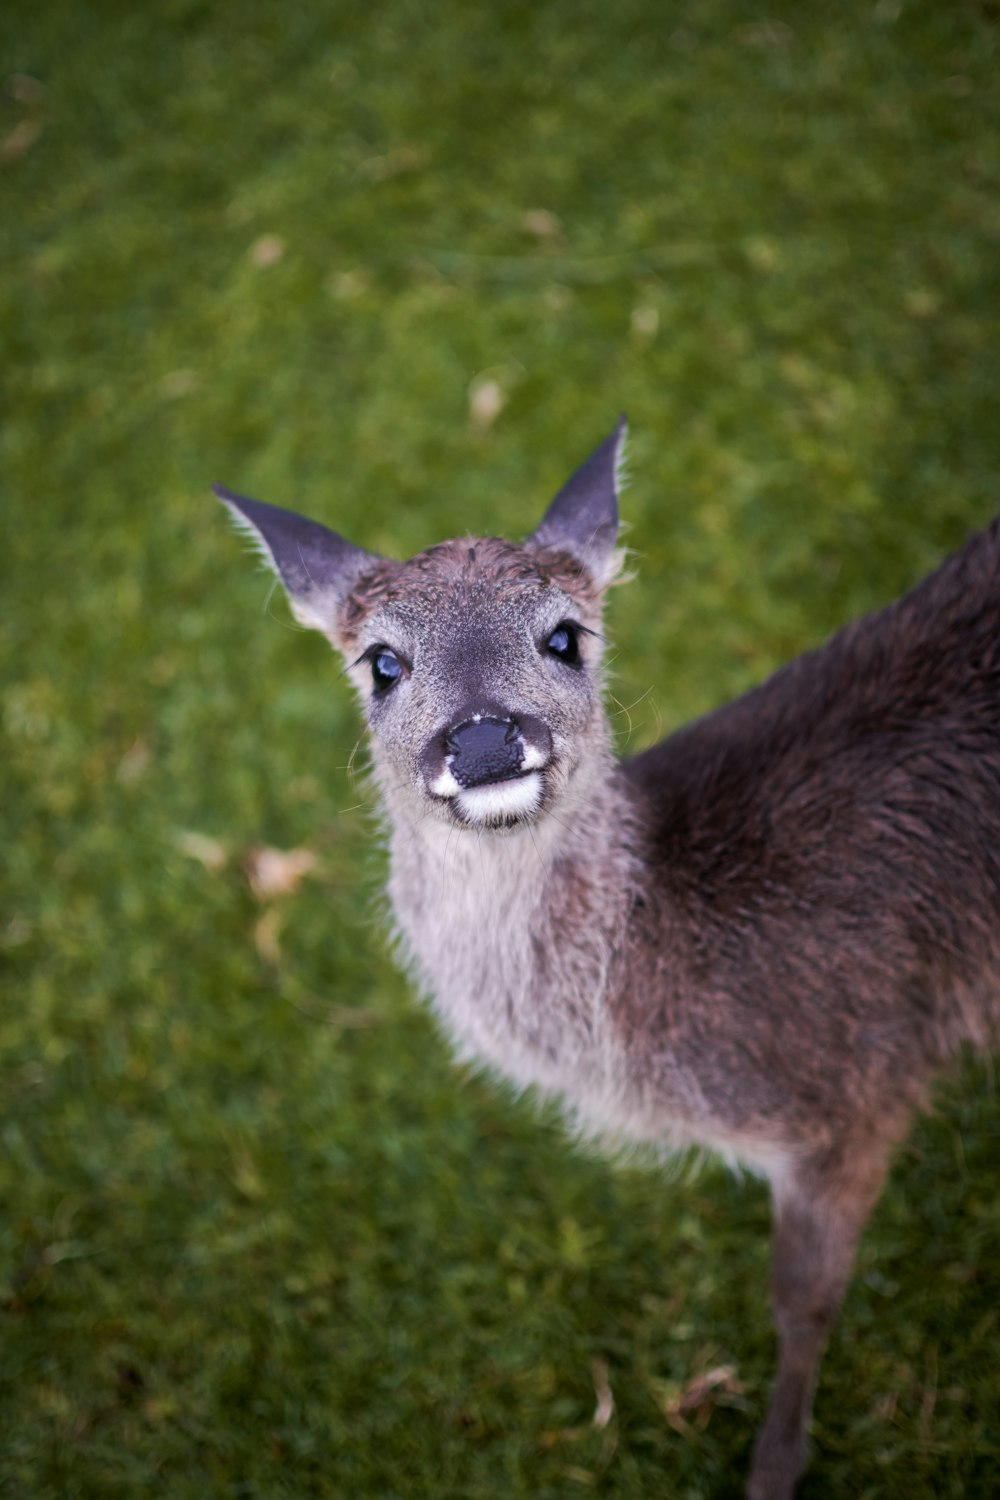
[612,684,654,717]
[607,691,634,742]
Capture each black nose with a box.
[445,717,524,790]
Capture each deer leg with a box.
[746,1152,889,1500]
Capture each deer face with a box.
[216,420,626,830]
[338,537,610,828]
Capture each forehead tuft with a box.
[340,536,600,641]
[339,558,404,638]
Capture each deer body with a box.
[218,422,1000,1500]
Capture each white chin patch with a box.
[454,773,543,826]
[429,765,461,798]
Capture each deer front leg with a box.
[746,1152,889,1500]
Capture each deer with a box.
[215,419,1000,1499]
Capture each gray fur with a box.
[217,422,1000,1499]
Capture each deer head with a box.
[216,419,627,830]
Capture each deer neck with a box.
[380,747,635,1095]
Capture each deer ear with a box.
[215,486,383,636]
[529,416,627,584]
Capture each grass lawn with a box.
[2,1,999,1495]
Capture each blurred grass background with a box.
[2,1,999,1496]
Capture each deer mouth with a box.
[448,769,545,827]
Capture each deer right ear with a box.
[215,486,383,638]
[529,416,627,586]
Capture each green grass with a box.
[2,2,999,1495]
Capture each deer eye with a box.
[370,648,403,691]
[544,621,581,666]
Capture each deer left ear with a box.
[215,486,385,639]
[529,416,627,585]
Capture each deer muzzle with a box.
[424,711,553,825]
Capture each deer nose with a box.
[445,717,524,789]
